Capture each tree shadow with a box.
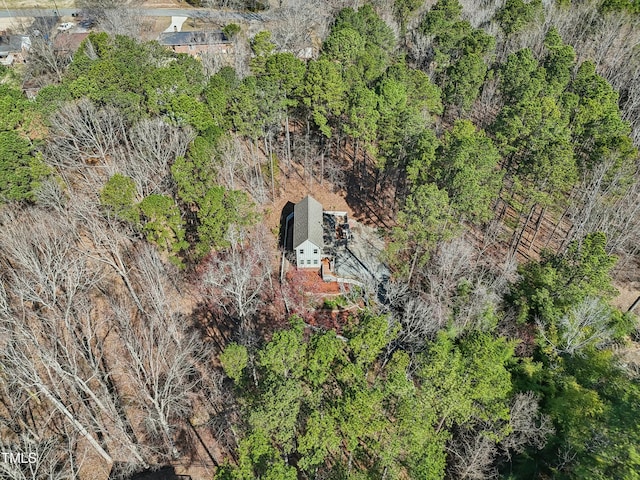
[188,302,236,353]
[109,464,186,480]
[339,148,396,230]
[279,201,295,249]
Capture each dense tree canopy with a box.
[0,85,49,203]
[421,0,495,111]
[215,316,531,480]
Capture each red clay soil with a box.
[282,268,356,333]
[286,268,342,294]
[310,308,353,333]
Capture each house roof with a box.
[293,195,323,249]
[0,35,29,55]
[158,31,229,47]
[53,33,89,53]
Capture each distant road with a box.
[0,7,267,21]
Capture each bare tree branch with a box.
[203,225,273,342]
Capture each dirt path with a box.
[612,280,640,313]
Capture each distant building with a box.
[0,33,30,66]
[53,32,89,55]
[158,31,232,57]
[293,195,324,269]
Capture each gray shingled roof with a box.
[0,35,28,55]
[293,195,323,249]
[158,31,229,46]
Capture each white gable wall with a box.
[296,239,322,269]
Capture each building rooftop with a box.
[0,34,29,56]
[53,32,89,53]
[293,195,324,249]
[158,31,229,46]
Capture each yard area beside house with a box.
[279,193,389,322]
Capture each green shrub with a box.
[323,296,349,310]
[100,174,139,222]
[223,23,241,39]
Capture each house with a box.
[53,32,89,55]
[0,33,30,66]
[157,31,232,58]
[293,195,324,269]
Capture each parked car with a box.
[57,22,74,32]
[79,19,96,29]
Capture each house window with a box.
[299,249,304,255]
[307,260,311,264]
[313,249,318,254]
[314,259,318,265]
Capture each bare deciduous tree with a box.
[23,34,73,85]
[0,435,75,480]
[114,303,208,459]
[71,204,146,313]
[0,209,148,470]
[99,8,148,38]
[85,245,210,460]
[216,134,248,191]
[0,209,84,312]
[554,297,615,356]
[0,320,114,466]
[447,430,499,480]
[270,1,331,55]
[501,392,554,458]
[76,0,140,22]
[385,236,519,347]
[203,225,273,342]
[125,118,195,196]
[47,99,126,167]
[200,50,234,79]
[565,156,640,273]
[33,178,67,213]
[0,204,218,469]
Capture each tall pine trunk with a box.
[511,203,537,256]
[528,206,546,252]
